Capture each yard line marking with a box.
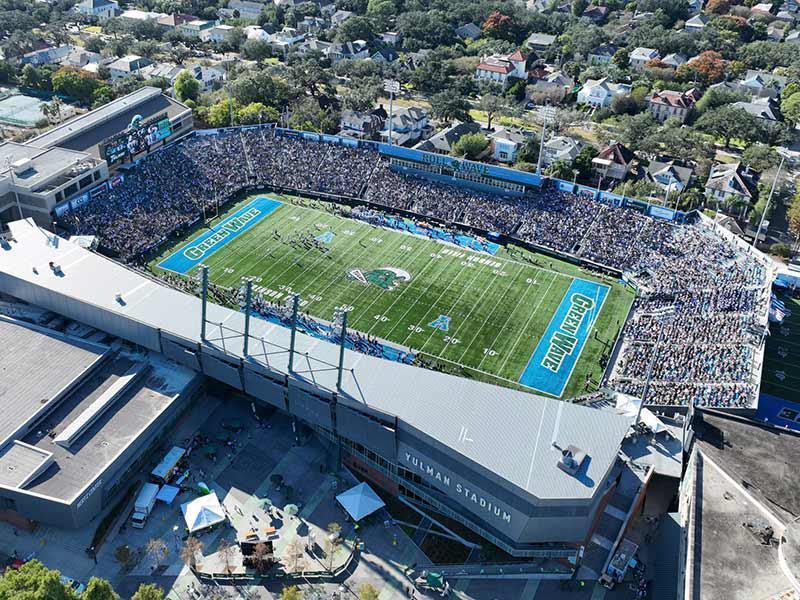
[403,255,481,352]
[421,262,502,357]
[474,267,551,372]
[379,248,460,339]
[206,203,321,284]
[455,260,529,364]
[497,271,561,375]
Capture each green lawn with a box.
[151,195,634,398]
[761,292,800,404]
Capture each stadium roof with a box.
[0,219,632,502]
[29,87,190,158]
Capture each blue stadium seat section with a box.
[518,278,610,397]
[158,197,283,274]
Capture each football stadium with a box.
[0,119,775,562]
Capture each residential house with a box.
[416,121,482,154]
[404,49,431,70]
[452,23,480,41]
[227,0,267,20]
[108,55,152,80]
[156,13,196,30]
[118,9,164,21]
[750,2,774,17]
[661,53,687,68]
[490,127,530,163]
[75,0,118,21]
[705,162,758,210]
[587,44,618,65]
[340,110,384,139]
[526,33,557,52]
[270,27,306,56]
[328,40,370,63]
[381,106,429,145]
[767,21,788,40]
[542,136,585,166]
[647,88,701,123]
[582,4,609,22]
[684,14,708,30]
[592,142,635,181]
[526,71,574,104]
[380,31,402,45]
[202,24,235,43]
[629,47,660,71]
[298,16,326,33]
[296,36,332,56]
[474,49,528,89]
[738,70,788,97]
[370,47,399,63]
[787,29,800,42]
[179,19,216,39]
[577,77,632,107]
[733,97,782,121]
[139,62,183,84]
[646,159,694,193]
[331,10,354,26]
[244,25,270,41]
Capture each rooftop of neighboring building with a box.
[687,411,800,599]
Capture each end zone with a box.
[518,278,609,397]
[157,197,283,274]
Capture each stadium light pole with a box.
[199,264,209,342]
[752,151,786,249]
[335,308,349,393]
[242,277,254,357]
[288,294,300,373]
[536,102,554,176]
[383,80,400,146]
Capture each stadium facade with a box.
[0,87,192,229]
[0,219,632,557]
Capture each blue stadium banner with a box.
[518,278,609,397]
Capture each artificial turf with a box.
[152,194,635,398]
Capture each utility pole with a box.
[383,79,400,146]
[753,152,786,249]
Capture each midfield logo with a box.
[347,267,411,291]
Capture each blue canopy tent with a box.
[335,482,385,522]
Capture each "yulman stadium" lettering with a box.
[541,293,595,374]
[183,208,262,260]
[404,452,513,524]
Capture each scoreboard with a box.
[101,112,173,165]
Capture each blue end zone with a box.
[756,393,800,432]
[518,278,610,397]
[157,197,282,274]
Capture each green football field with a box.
[761,292,800,404]
[152,195,635,398]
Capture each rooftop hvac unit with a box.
[556,444,587,476]
[11,158,33,176]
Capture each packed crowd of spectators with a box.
[58,130,771,408]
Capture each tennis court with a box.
[0,94,48,127]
